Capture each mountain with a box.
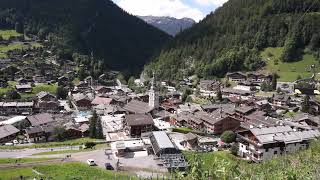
[0,0,171,75]
[138,16,195,36]
[144,0,320,81]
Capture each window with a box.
[274,151,277,155]
[265,148,268,152]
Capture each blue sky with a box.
[112,0,228,22]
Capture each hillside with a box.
[144,0,320,81]
[0,0,171,75]
[138,16,195,36]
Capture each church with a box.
[124,73,160,115]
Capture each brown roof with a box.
[25,126,43,134]
[124,100,153,114]
[235,106,255,114]
[27,113,55,126]
[184,133,197,141]
[125,114,154,126]
[0,125,19,139]
[91,97,113,105]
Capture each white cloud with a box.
[195,0,228,6]
[116,0,205,22]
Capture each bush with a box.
[230,143,239,156]
[220,131,236,143]
[84,142,96,149]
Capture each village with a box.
[1,32,320,178]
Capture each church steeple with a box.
[149,72,159,109]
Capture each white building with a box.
[237,125,320,162]
[148,72,159,109]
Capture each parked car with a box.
[105,163,114,170]
[87,159,96,166]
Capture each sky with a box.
[112,0,228,22]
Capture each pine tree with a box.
[301,95,310,113]
[89,111,98,138]
[271,73,278,90]
[96,118,104,139]
[217,88,223,101]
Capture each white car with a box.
[87,159,96,166]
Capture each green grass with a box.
[0,138,102,150]
[262,47,320,82]
[0,30,22,40]
[32,144,108,156]
[0,158,57,164]
[20,83,58,99]
[0,162,136,180]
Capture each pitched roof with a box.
[36,91,56,99]
[124,100,153,114]
[0,125,19,139]
[91,97,113,105]
[27,113,55,126]
[125,114,154,126]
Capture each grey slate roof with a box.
[125,114,154,126]
[152,131,175,149]
[27,113,55,126]
[124,100,153,114]
[0,125,19,139]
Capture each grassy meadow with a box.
[261,47,320,82]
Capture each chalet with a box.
[124,114,154,137]
[247,72,272,83]
[34,75,46,83]
[292,113,320,128]
[237,125,320,162]
[199,80,220,91]
[95,86,113,94]
[0,125,20,143]
[16,102,34,115]
[65,123,89,138]
[72,93,93,110]
[222,88,252,97]
[15,84,32,93]
[226,72,246,82]
[74,81,90,92]
[17,78,29,85]
[37,91,56,101]
[194,110,240,134]
[26,113,55,127]
[272,94,291,107]
[182,133,199,149]
[25,126,50,142]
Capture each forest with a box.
[144,0,320,81]
[0,0,170,75]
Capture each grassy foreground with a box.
[0,162,136,180]
[183,140,320,179]
[262,47,319,82]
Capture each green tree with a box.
[301,95,310,113]
[56,86,68,99]
[220,131,236,143]
[271,73,278,90]
[230,143,239,156]
[6,90,21,100]
[95,118,104,139]
[216,88,223,101]
[52,126,66,141]
[89,111,98,138]
[182,88,192,102]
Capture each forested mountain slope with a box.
[144,0,320,81]
[0,0,170,75]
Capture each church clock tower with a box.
[149,72,159,109]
